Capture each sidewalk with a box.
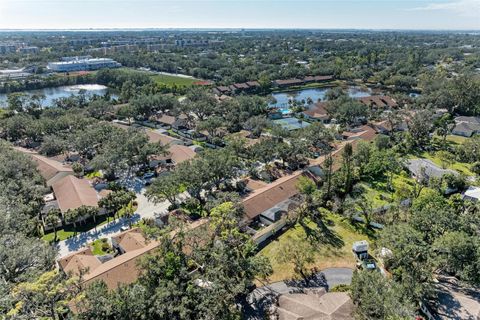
[55,189,170,258]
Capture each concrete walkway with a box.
[55,189,170,258]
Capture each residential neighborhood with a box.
[1,7,480,320]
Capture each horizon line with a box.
[0,27,479,32]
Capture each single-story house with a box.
[303,75,334,83]
[145,129,184,146]
[58,220,208,290]
[15,147,74,187]
[58,247,101,277]
[273,79,305,88]
[275,288,354,320]
[342,125,377,142]
[358,95,397,109]
[303,102,330,123]
[52,175,101,215]
[452,116,480,137]
[462,186,480,202]
[242,171,315,223]
[155,114,177,128]
[406,159,457,181]
[111,227,150,254]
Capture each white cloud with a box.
[410,0,480,17]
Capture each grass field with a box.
[150,74,199,87]
[445,134,470,145]
[356,172,416,208]
[258,212,375,283]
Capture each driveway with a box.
[55,189,170,258]
[244,268,354,320]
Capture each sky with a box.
[0,0,479,30]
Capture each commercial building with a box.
[47,57,121,72]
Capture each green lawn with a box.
[258,212,375,283]
[90,238,114,255]
[412,151,475,176]
[85,171,102,179]
[42,215,110,242]
[358,172,416,208]
[445,134,470,145]
[150,74,198,87]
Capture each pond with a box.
[269,86,372,109]
[0,84,116,108]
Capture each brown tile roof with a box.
[358,95,397,108]
[14,147,74,186]
[112,228,149,253]
[277,290,354,320]
[304,102,330,120]
[233,83,250,90]
[246,81,261,87]
[145,130,181,146]
[245,178,268,191]
[58,247,101,277]
[274,79,305,86]
[372,120,393,132]
[113,122,181,146]
[80,219,208,290]
[156,114,176,125]
[342,125,377,142]
[52,176,99,213]
[242,171,314,220]
[304,75,334,82]
[169,145,196,164]
[216,86,231,93]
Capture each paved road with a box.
[55,189,170,258]
[244,268,354,320]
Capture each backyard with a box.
[258,212,375,283]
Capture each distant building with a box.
[47,57,121,72]
[19,46,39,54]
[0,44,17,54]
[357,95,398,109]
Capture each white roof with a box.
[463,186,480,200]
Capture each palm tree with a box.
[44,208,61,242]
[65,209,81,236]
[123,201,135,229]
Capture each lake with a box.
[269,86,372,109]
[0,84,115,108]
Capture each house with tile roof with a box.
[303,102,330,123]
[275,288,354,320]
[358,95,397,109]
[52,175,100,214]
[241,171,315,223]
[58,220,208,290]
[342,125,377,142]
[15,147,74,186]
